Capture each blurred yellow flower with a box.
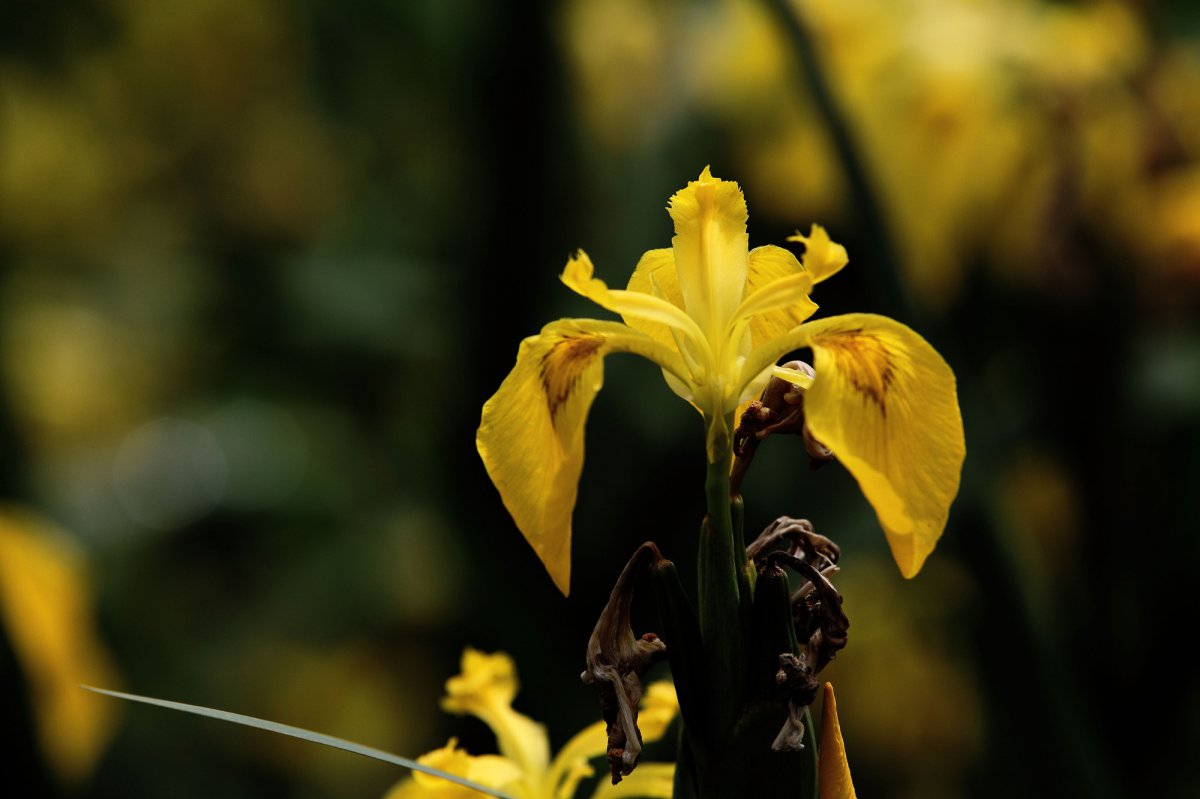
[562,0,1200,303]
[0,509,120,784]
[477,169,964,593]
[383,649,679,799]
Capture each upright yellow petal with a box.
[443,649,520,709]
[801,314,965,577]
[441,650,550,778]
[668,167,750,339]
[818,684,857,799]
[623,248,702,403]
[477,319,688,595]
[624,248,685,350]
[744,245,819,346]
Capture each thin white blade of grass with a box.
[82,686,514,799]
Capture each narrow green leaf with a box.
[650,556,711,748]
[81,686,514,799]
[749,563,797,697]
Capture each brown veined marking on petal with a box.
[540,334,604,421]
[816,327,897,419]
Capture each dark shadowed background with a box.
[2,1,1199,797]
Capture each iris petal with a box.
[668,167,750,339]
[788,224,849,284]
[623,248,703,401]
[801,314,965,578]
[588,763,675,799]
[477,320,689,595]
[744,245,819,345]
[442,650,550,777]
[563,251,708,353]
[624,247,685,346]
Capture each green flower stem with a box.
[698,415,744,739]
[680,416,827,798]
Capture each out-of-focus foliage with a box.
[563,0,1200,308]
[2,0,1199,798]
[1,0,487,796]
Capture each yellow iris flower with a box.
[477,168,965,594]
[382,649,678,799]
[383,650,858,799]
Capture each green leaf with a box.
[81,686,514,798]
[651,556,711,748]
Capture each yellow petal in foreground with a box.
[441,649,550,778]
[801,314,965,578]
[0,509,120,783]
[384,739,522,799]
[542,680,677,798]
[590,762,675,799]
[385,652,677,799]
[819,683,856,799]
[477,319,686,595]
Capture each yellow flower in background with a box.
[477,168,965,593]
[0,509,120,784]
[383,649,678,799]
[560,0,1200,304]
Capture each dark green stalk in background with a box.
[761,1,1118,796]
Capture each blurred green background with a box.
[2,0,1199,797]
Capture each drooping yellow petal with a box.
[818,684,857,799]
[787,224,849,284]
[800,314,965,577]
[744,245,819,345]
[589,763,675,799]
[477,319,689,595]
[441,649,550,777]
[0,509,120,784]
[668,167,749,339]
